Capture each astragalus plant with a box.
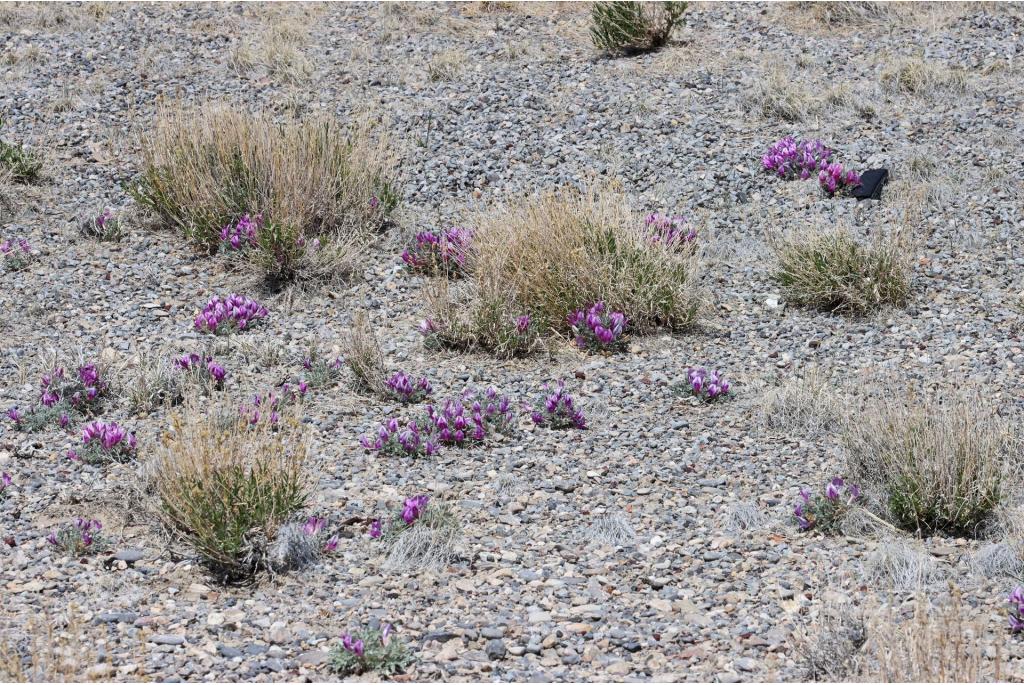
[843,395,1012,537]
[151,404,309,582]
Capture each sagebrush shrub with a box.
[151,405,309,581]
[843,396,1010,536]
[771,230,909,315]
[425,188,703,357]
[131,106,398,283]
[590,1,686,54]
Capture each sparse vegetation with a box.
[771,229,910,315]
[343,311,387,395]
[0,120,42,184]
[590,1,687,55]
[882,56,968,95]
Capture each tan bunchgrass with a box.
[759,367,839,437]
[428,187,703,356]
[881,56,969,95]
[745,66,817,122]
[426,50,465,82]
[343,311,387,395]
[843,394,1012,537]
[229,17,313,84]
[149,402,310,582]
[770,228,910,315]
[854,588,1000,682]
[132,105,398,250]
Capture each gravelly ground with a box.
[1,1,1024,682]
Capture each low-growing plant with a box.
[529,381,587,429]
[568,301,627,351]
[343,311,387,395]
[1,238,33,271]
[328,624,415,677]
[131,106,397,248]
[0,472,11,500]
[6,405,69,433]
[0,119,42,183]
[1009,587,1024,632]
[79,208,122,241]
[238,385,307,426]
[401,227,471,277]
[174,353,227,388]
[360,418,439,457]
[590,1,687,54]
[194,294,268,334]
[844,396,1009,537]
[684,366,731,401]
[818,162,862,196]
[11,364,110,432]
[46,518,107,556]
[425,188,703,357]
[301,353,343,389]
[644,212,696,249]
[762,137,833,180]
[426,387,515,446]
[793,478,862,534]
[67,420,137,464]
[151,405,310,581]
[384,371,432,404]
[771,229,909,315]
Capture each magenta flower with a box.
[0,472,11,494]
[302,516,326,537]
[324,535,340,553]
[401,495,429,525]
[568,301,627,351]
[385,371,432,403]
[194,294,268,334]
[6,407,22,425]
[381,623,392,646]
[369,519,383,538]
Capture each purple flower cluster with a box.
[0,472,11,499]
[38,364,108,412]
[70,420,137,463]
[426,388,514,446]
[82,208,121,240]
[385,372,432,404]
[530,381,587,430]
[47,517,104,555]
[645,213,697,248]
[401,227,472,276]
[341,634,366,657]
[194,294,268,334]
[686,367,731,401]
[401,494,429,525]
[568,302,627,351]
[1009,588,1024,632]
[361,388,513,457]
[1,237,32,270]
[794,477,861,532]
[360,418,439,457]
[175,353,227,386]
[239,385,306,425]
[219,213,263,251]
[301,515,339,552]
[818,162,862,196]
[762,137,834,180]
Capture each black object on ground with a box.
[853,168,889,200]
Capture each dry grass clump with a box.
[881,57,968,96]
[864,541,943,593]
[855,589,998,682]
[759,368,839,437]
[132,105,398,250]
[770,229,910,315]
[150,404,310,582]
[343,311,387,395]
[747,67,816,122]
[843,395,1012,537]
[788,1,902,26]
[798,590,1000,682]
[229,19,313,84]
[427,50,466,82]
[382,502,461,572]
[428,187,703,356]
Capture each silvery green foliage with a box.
[268,522,320,573]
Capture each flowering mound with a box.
[530,381,587,429]
[793,477,861,534]
[762,137,833,180]
[384,372,432,404]
[70,420,137,464]
[686,367,731,401]
[568,301,627,351]
[401,227,472,276]
[194,294,268,334]
[645,213,697,249]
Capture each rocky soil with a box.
[1,1,1024,681]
